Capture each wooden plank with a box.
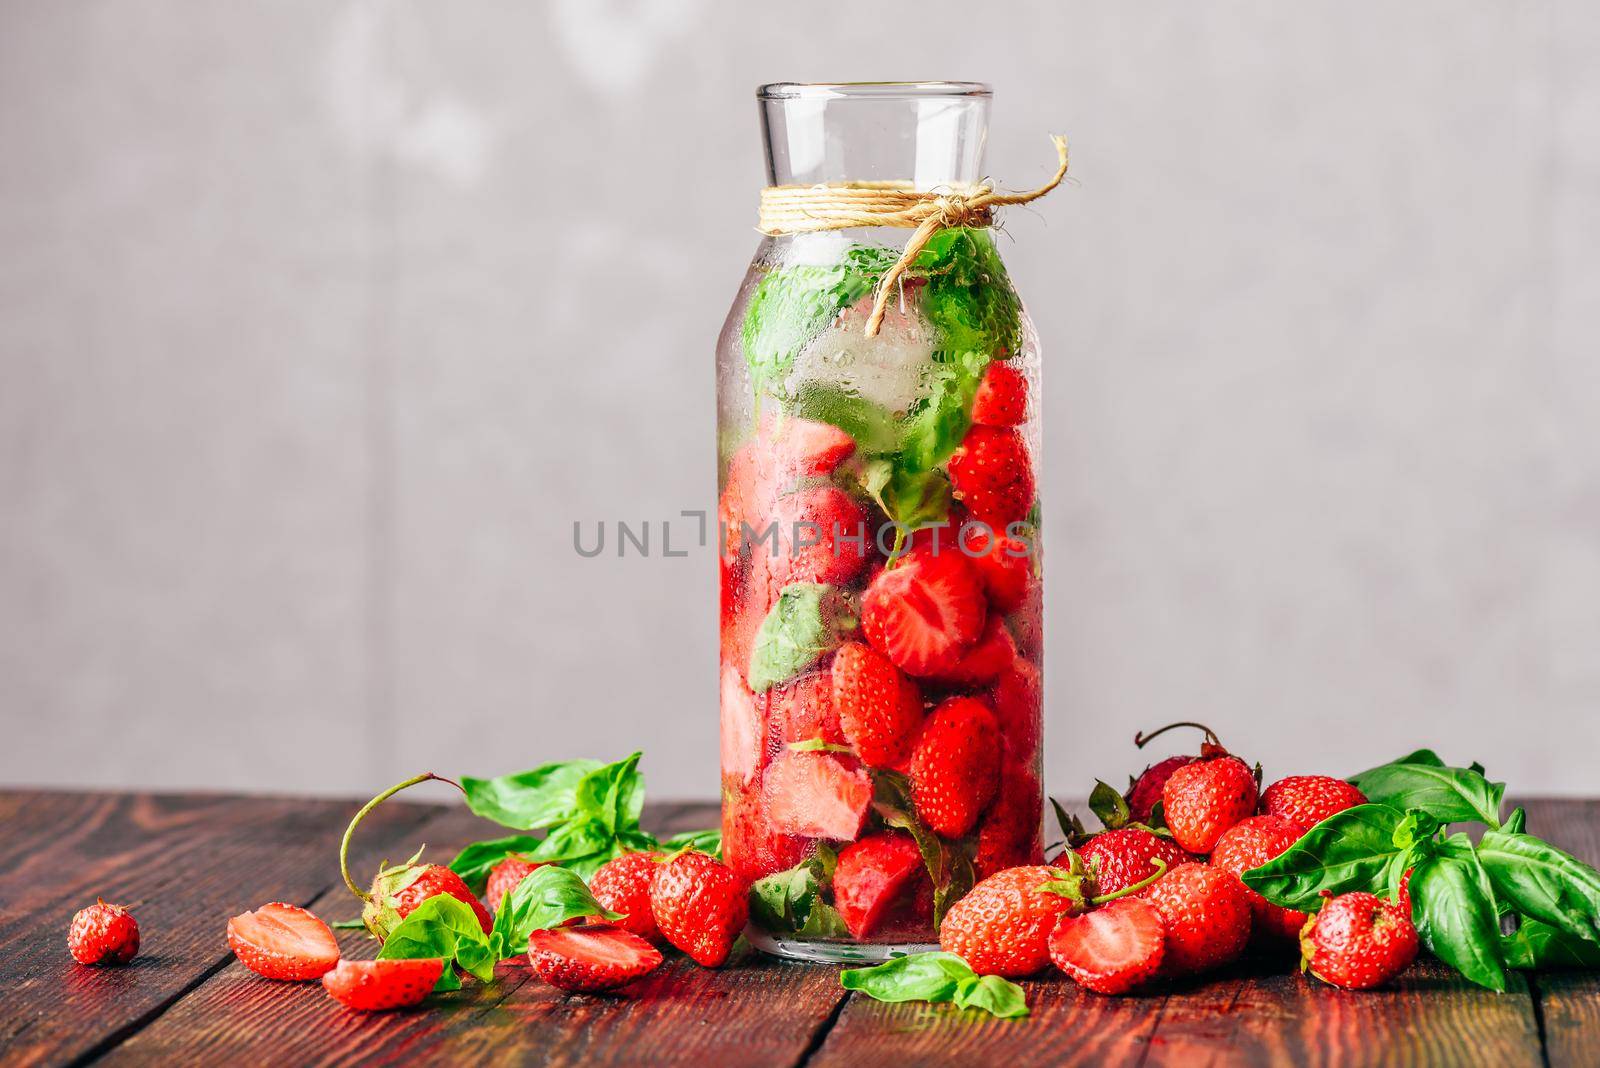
[0,789,439,1068]
[1519,798,1600,1068]
[103,802,849,1068]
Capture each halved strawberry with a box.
[526,924,664,992]
[762,749,873,841]
[722,777,810,883]
[771,415,856,476]
[959,525,1032,615]
[861,544,985,677]
[832,642,924,768]
[321,958,443,1011]
[832,832,926,939]
[929,614,1016,687]
[1049,898,1167,995]
[908,696,1002,838]
[971,361,1028,427]
[721,662,765,784]
[227,902,340,981]
[948,426,1035,529]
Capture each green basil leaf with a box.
[742,250,898,396]
[1348,760,1504,829]
[840,951,973,1003]
[461,759,603,830]
[1351,749,1445,777]
[789,385,902,456]
[748,583,858,692]
[377,895,496,990]
[573,752,646,833]
[852,458,952,535]
[1242,804,1410,910]
[898,352,989,474]
[529,818,617,865]
[1504,918,1600,970]
[661,828,722,858]
[1088,780,1131,831]
[488,864,621,960]
[1410,852,1508,992]
[1503,807,1527,835]
[448,834,544,895]
[952,974,1030,1019]
[1476,830,1600,946]
[749,846,848,938]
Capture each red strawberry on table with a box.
[832,832,926,939]
[1135,722,1257,854]
[861,544,985,677]
[940,865,1082,977]
[1139,862,1253,975]
[971,361,1028,427]
[1300,891,1418,990]
[1072,828,1191,898]
[527,925,664,993]
[227,902,339,980]
[1209,815,1308,941]
[589,851,666,942]
[1049,897,1168,995]
[1261,775,1368,831]
[362,860,494,941]
[485,855,545,914]
[322,958,443,1012]
[68,900,139,966]
[1125,755,1195,825]
[762,749,873,840]
[832,642,924,768]
[908,696,1002,839]
[649,851,748,968]
[948,425,1035,529]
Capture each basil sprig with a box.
[841,952,1028,1019]
[1244,751,1600,991]
[376,896,497,991]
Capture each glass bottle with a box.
[718,82,1044,963]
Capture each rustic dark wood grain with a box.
[1520,799,1600,1068]
[0,790,438,1067]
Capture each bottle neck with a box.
[759,83,990,189]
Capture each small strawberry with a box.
[1049,897,1167,995]
[1261,775,1368,831]
[1139,862,1253,975]
[762,749,873,841]
[527,924,664,993]
[948,425,1035,529]
[485,855,545,914]
[1125,755,1195,825]
[649,851,748,968]
[861,543,986,677]
[1136,723,1257,853]
[832,642,924,768]
[68,900,139,966]
[589,851,665,942]
[908,696,1002,838]
[321,958,443,1011]
[227,902,339,980]
[958,524,1032,615]
[721,777,810,884]
[939,864,1084,977]
[1209,815,1307,941]
[832,832,927,939]
[989,658,1043,767]
[1300,891,1418,990]
[971,361,1028,427]
[928,613,1016,687]
[768,486,869,587]
[1073,828,1191,898]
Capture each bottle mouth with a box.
[757,81,992,101]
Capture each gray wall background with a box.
[2,1,1597,800]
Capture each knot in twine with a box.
[757,135,1069,337]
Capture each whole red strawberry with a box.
[940,864,1084,977]
[1125,755,1195,825]
[929,614,1017,687]
[989,658,1042,767]
[1073,828,1191,897]
[833,832,926,939]
[832,641,924,768]
[1139,862,1252,974]
[68,900,139,965]
[948,425,1036,529]
[974,770,1045,879]
[958,525,1032,614]
[485,855,545,914]
[1300,891,1418,990]
[768,486,870,587]
[908,696,1002,838]
[861,544,985,677]
[527,925,664,993]
[589,851,665,942]
[322,958,443,1011]
[1262,775,1368,831]
[1133,723,1258,854]
[228,902,340,980]
[971,360,1028,427]
[1209,815,1307,941]
[1049,897,1167,995]
[649,851,748,968]
[364,860,494,941]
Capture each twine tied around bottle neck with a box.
[757,135,1069,337]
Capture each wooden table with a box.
[2,791,1597,1066]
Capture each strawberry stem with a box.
[1090,857,1169,905]
[1133,721,1220,751]
[339,772,464,902]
